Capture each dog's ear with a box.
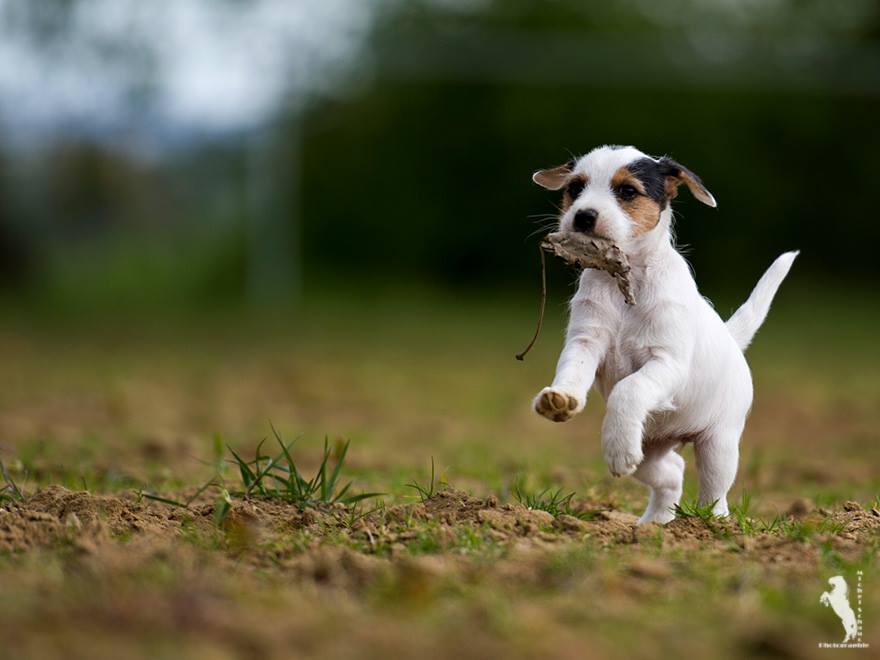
[658,157,717,208]
[532,160,574,190]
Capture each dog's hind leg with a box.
[633,446,684,525]
[694,427,742,517]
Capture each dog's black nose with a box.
[572,209,598,233]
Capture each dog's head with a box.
[828,576,848,596]
[533,145,716,246]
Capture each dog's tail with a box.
[726,251,799,351]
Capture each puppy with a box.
[820,576,859,643]
[531,145,797,524]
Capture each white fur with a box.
[533,145,797,524]
[821,576,859,643]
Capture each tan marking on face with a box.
[610,167,646,195]
[623,195,663,235]
[560,174,588,212]
[611,166,662,236]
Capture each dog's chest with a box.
[595,313,653,399]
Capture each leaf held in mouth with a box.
[540,231,635,305]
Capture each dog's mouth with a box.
[562,228,613,243]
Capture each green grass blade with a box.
[226,445,256,490]
[407,458,437,502]
[326,439,350,498]
[213,488,232,526]
[315,437,332,502]
[271,423,309,499]
[342,492,384,504]
[184,479,220,507]
[139,491,189,508]
[0,461,23,501]
[244,444,289,498]
[274,434,303,500]
[212,433,226,478]
[332,481,353,503]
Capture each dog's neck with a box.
[623,207,677,273]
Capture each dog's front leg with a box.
[534,305,610,422]
[602,348,688,476]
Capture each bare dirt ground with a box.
[1,292,879,659]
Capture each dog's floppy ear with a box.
[658,157,717,208]
[532,160,574,190]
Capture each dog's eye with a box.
[567,179,585,198]
[616,184,639,201]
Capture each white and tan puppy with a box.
[532,145,797,524]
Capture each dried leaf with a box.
[540,231,635,305]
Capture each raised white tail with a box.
[726,251,799,351]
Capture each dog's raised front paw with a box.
[533,387,582,422]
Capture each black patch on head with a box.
[657,156,707,189]
[625,158,672,204]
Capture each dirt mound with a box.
[284,546,391,590]
[0,485,196,553]
[0,484,736,560]
[663,516,730,544]
[4,484,876,576]
[409,488,565,532]
[420,488,501,524]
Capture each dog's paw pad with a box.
[534,388,581,422]
[547,391,566,409]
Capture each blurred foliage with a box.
[297,0,880,290]
[1,0,879,308]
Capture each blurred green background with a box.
[1,0,879,314]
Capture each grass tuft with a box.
[730,491,756,535]
[406,457,439,502]
[758,515,846,541]
[512,479,597,519]
[140,428,382,524]
[673,498,719,523]
[0,460,24,503]
[228,426,384,507]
